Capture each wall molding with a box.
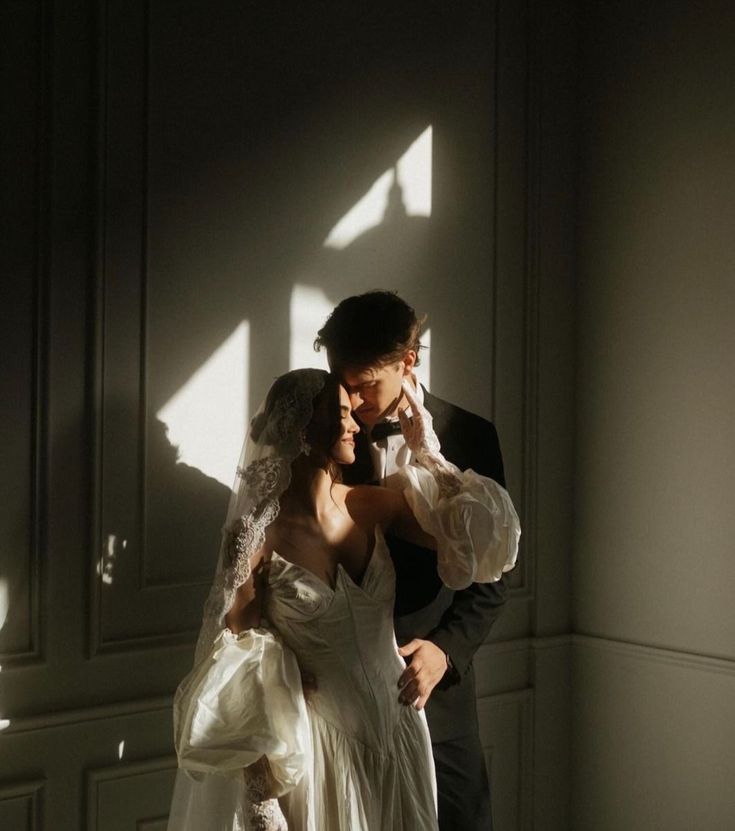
[3,695,172,736]
[478,687,534,831]
[89,0,151,659]
[478,685,535,707]
[479,633,571,658]
[0,778,45,829]
[88,0,214,658]
[86,755,176,831]
[519,0,540,606]
[0,0,51,670]
[529,634,572,651]
[138,816,169,831]
[573,632,735,677]
[488,0,539,604]
[479,632,735,679]
[93,627,199,656]
[481,632,735,678]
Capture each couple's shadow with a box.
[144,417,231,586]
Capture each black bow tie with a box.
[370,420,404,441]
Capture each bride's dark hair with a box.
[303,374,344,482]
[250,369,344,481]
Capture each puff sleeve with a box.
[400,463,520,590]
[173,627,311,795]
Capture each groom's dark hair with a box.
[314,290,426,371]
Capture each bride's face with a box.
[330,385,360,464]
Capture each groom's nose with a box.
[349,390,363,409]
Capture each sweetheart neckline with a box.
[270,527,388,596]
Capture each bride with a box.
[167,368,520,831]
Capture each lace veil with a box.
[193,367,328,664]
[168,367,328,831]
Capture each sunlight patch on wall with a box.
[290,287,432,391]
[415,327,431,391]
[0,578,7,633]
[0,580,7,728]
[397,127,433,217]
[157,322,250,487]
[290,285,332,371]
[97,534,126,586]
[323,169,393,250]
[0,636,7,727]
[323,126,433,250]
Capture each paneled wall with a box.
[1,2,576,828]
[573,2,735,828]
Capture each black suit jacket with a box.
[344,388,508,742]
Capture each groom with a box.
[315,290,507,831]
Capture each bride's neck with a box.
[282,457,336,518]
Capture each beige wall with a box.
[1,2,578,829]
[573,2,735,828]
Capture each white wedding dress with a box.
[171,465,519,831]
[267,525,438,830]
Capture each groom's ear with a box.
[401,350,417,375]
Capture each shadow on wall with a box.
[91,2,496,635]
[144,417,230,586]
[140,0,494,410]
[96,399,231,592]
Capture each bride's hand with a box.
[397,378,439,456]
[398,378,460,498]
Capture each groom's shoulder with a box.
[422,389,496,434]
[423,388,505,484]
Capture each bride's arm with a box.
[344,484,437,549]
[224,544,269,634]
[220,542,297,805]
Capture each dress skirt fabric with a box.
[169,466,519,830]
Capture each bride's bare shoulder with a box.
[342,483,403,528]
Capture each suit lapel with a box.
[422,388,452,444]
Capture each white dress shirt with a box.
[367,382,425,489]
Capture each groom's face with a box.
[338,351,416,428]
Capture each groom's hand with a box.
[397,639,448,710]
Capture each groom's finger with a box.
[414,694,429,711]
[401,378,420,409]
[397,407,411,435]
[398,639,422,657]
[397,662,417,689]
[399,679,419,705]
